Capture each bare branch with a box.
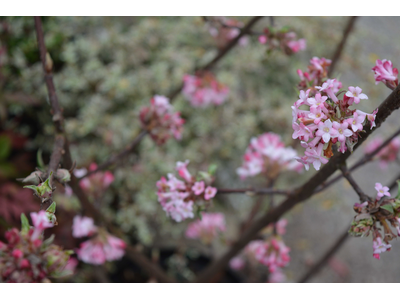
[217,187,291,196]
[339,163,370,203]
[298,229,349,283]
[328,16,358,77]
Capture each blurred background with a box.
[1,16,400,282]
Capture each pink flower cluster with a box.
[182,72,229,107]
[185,212,226,244]
[72,215,126,265]
[258,27,306,55]
[207,17,249,48]
[293,78,377,171]
[297,57,332,95]
[139,95,185,145]
[76,163,114,198]
[237,132,303,179]
[156,160,218,222]
[372,59,398,90]
[365,137,400,169]
[229,219,290,283]
[0,214,71,282]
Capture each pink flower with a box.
[78,163,115,197]
[286,39,306,53]
[30,211,54,241]
[192,181,205,195]
[258,35,267,44]
[372,59,399,89]
[307,93,328,109]
[185,212,226,244]
[304,143,328,171]
[316,79,339,103]
[76,232,126,265]
[332,121,353,144]
[347,112,365,132]
[316,119,337,143]
[372,237,391,258]
[72,215,97,238]
[12,249,23,259]
[204,186,217,200]
[345,86,368,105]
[139,95,185,144]
[176,160,192,182]
[375,183,390,200]
[268,268,286,283]
[182,73,229,107]
[230,257,245,270]
[165,199,194,222]
[365,136,400,169]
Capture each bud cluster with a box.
[185,212,226,244]
[156,160,218,222]
[0,213,72,282]
[229,219,290,283]
[236,132,303,179]
[76,163,114,199]
[258,27,306,55]
[182,72,229,107]
[349,182,400,260]
[72,215,126,265]
[139,95,185,145]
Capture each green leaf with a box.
[46,202,56,214]
[42,234,55,248]
[396,180,400,200]
[20,213,30,233]
[0,136,11,160]
[23,185,40,193]
[208,164,218,175]
[37,149,45,170]
[381,204,394,214]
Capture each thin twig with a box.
[217,187,290,196]
[81,129,147,178]
[328,16,358,77]
[194,84,400,282]
[339,163,370,203]
[34,16,175,283]
[298,229,349,283]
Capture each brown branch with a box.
[81,129,147,178]
[217,187,291,196]
[168,16,264,102]
[194,84,400,282]
[34,16,175,283]
[315,126,400,194]
[47,134,65,175]
[328,16,358,77]
[298,229,349,283]
[339,163,370,203]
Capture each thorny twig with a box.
[34,16,175,283]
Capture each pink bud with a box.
[12,249,23,259]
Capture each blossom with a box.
[204,186,217,200]
[30,211,54,241]
[78,163,114,198]
[286,39,306,53]
[76,231,126,265]
[185,212,226,244]
[182,72,229,107]
[229,257,245,270]
[372,237,391,260]
[345,86,368,105]
[372,59,398,89]
[237,132,302,179]
[332,121,353,144]
[72,215,97,238]
[304,143,328,171]
[139,95,185,144]
[375,183,390,200]
[192,181,205,195]
[315,119,337,143]
[347,112,365,132]
[156,161,217,222]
